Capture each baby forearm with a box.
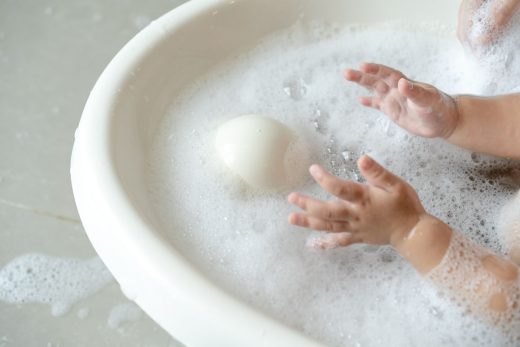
[392,214,452,274]
[396,213,519,318]
[427,229,519,317]
[448,94,520,158]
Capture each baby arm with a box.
[288,155,519,316]
[345,63,520,159]
[458,0,520,48]
[451,94,520,158]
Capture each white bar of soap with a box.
[215,114,294,189]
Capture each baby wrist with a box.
[392,214,453,274]
[389,212,428,249]
[441,94,461,140]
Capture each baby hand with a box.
[288,155,426,250]
[458,0,520,48]
[344,63,459,139]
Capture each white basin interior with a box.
[71,0,459,345]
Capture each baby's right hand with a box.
[345,63,459,139]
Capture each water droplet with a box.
[312,120,320,131]
[341,150,352,162]
[311,108,329,133]
[283,78,307,100]
[351,170,362,182]
[429,306,443,318]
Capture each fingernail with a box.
[345,69,360,80]
[309,165,322,179]
[360,155,374,170]
[288,213,299,225]
[287,192,298,204]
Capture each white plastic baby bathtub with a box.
[71,0,459,345]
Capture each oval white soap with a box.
[215,115,294,189]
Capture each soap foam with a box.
[0,253,113,316]
[428,231,520,344]
[148,21,520,347]
[107,302,143,330]
[498,191,520,265]
[467,3,520,94]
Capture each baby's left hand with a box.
[288,155,426,250]
[344,63,459,139]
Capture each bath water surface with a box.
[148,20,520,347]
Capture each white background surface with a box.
[0,1,187,345]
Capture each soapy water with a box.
[428,231,520,337]
[0,253,148,332]
[467,2,520,94]
[0,253,113,316]
[148,20,520,347]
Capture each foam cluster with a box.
[147,20,520,346]
[467,3,520,94]
[0,253,113,316]
[428,231,520,345]
[498,192,520,265]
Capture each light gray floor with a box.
[0,1,188,345]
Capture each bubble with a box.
[341,150,354,162]
[282,78,308,100]
[428,231,520,339]
[311,108,329,134]
[430,306,445,320]
[471,152,482,163]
